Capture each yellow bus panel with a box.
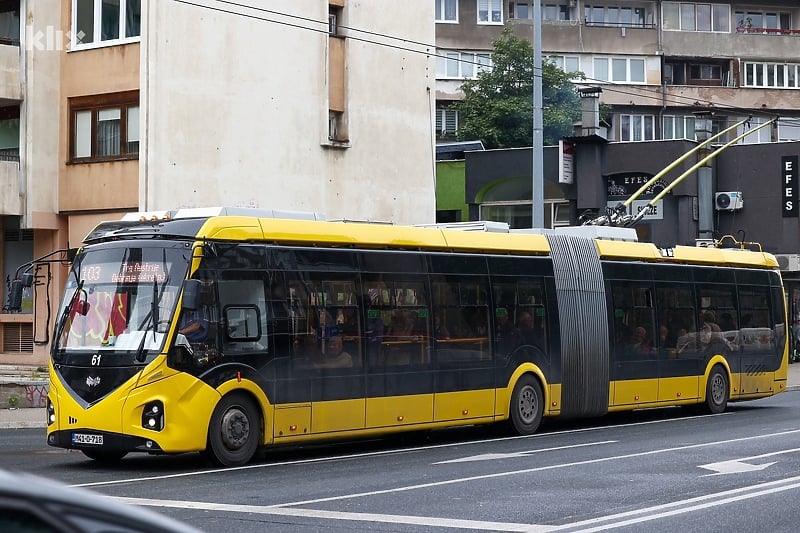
[366,395,433,427]
[658,375,699,402]
[273,405,311,438]
[433,389,496,421]
[312,399,365,433]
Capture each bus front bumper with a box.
[47,429,164,454]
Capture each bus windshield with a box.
[53,244,190,359]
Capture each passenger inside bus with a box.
[315,330,353,368]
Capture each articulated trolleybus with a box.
[18,208,787,466]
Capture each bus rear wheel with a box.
[509,375,543,435]
[703,365,729,414]
[207,393,261,467]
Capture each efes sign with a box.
[606,172,666,221]
[606,172,668,198]
[784,156,798,218]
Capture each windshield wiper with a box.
[52,280,84,361]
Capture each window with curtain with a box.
[70,91,139,162]
[478,0,502,23]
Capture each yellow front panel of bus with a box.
[366,394,433,427]
[48,375,126,435]
[433,389,495,421]
[312,399,365,433]
[123,371,220,453]
[612,378,658,406]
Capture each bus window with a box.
[218,277,267,354]
[363,275,427,368]
[738,286,774,353]
[655,284,697,357]
[610,281,656,360]
[432,278,490,365]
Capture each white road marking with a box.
[115,475,800,532]
[112,496,556,532]
[434,441,617,464]
[72,412,731,489]
[698,446,800,476]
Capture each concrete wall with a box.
[143,0,436,225]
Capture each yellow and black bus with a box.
[28,210,787,466]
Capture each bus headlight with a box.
[141,401,164,431]
[46,398,55,426]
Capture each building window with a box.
[73,0,141,49]
[436,51,492,79]
[478,0,502,24]
[69,91,139,162]
[738,117,773,144]
[736,10,791,33]
[743,62,800,89]
[584,4,650,27]
[548,55,580,73]
[509,2,571,21]
[479,201,570,229]
[662,115,697,140]
[0,3,20,46]
[593,57,645,83]
[619,114,655,141]
[436,0,458,22]
[662,2,730,32]
[436,108,458,136]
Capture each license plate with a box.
[72,433,103,446]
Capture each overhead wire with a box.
[173,0,798,125]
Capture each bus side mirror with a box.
[6,272,34,312]
[7,279,24,311]
[182,279,202,310]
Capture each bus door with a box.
[655,283,700,402]
[364,277,434,428]
[431,276,495,422]
[609,281,660,405]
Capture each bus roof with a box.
[86,212,778,271]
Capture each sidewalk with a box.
[0,363,799,430]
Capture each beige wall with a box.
[59,1,140,213]
[143,0,436,225]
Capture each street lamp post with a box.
[532,0,544,228]
[693,111,714,241]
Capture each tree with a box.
[454,29,583,149]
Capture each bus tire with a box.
[207,393,261,467]
[81,449,127,463]
[703,365,728,414]
[509,375,543,435]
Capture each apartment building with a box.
[435,1,800,143]
[1,0,436,364]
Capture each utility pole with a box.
[532,0,544,228]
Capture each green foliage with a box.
[454,29,583,149]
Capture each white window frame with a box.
[619,114,655,142]
[435,0,459,23]
[478,0,503,24]
[71,0,141,50]
[662,2,730,33]
[436,51,492,80]
[738,117,772,145]
[592,57,646,84]
[549,55,580,73]
[436,109,459,136]
[743,62,800,89]
[509,2,572,21]
[662,115,697,140]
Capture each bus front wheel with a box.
[206,393,261,467]
[509,375,543,435]
[703,365,729,414]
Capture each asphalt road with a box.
[3,392,800,532]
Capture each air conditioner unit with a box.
[715,191,743,211]
[776,254,800,271]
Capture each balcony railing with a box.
[736,27,800,36]
[584,20,657,29]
